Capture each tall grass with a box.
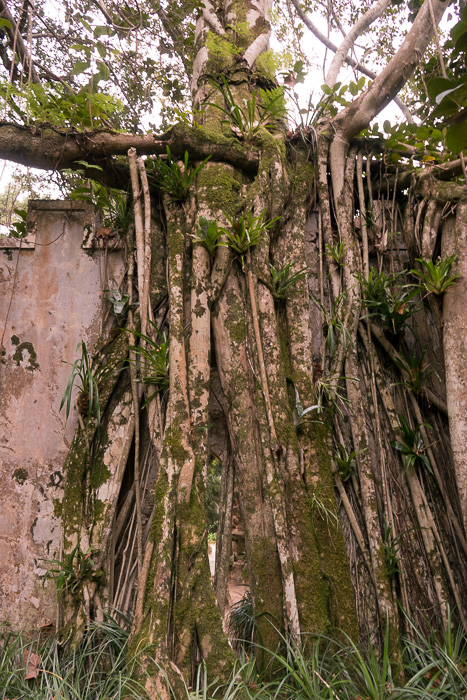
[0,612,148,700]
[209,612,467,700]
[2,610,466,700]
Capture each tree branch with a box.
[332,0,450,142]
[155,5,185,52]
[0,121,259,177]
[243,32,271,67]
[88,0,114,26]
[289,0,413,122]
[325,0,392,88]
[202,0,225,35]
[0,0,40,83]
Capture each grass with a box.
[2,611,466,700]
[0,612,149,699]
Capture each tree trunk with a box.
[6,0,467,692]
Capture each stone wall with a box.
[0,200,124,632]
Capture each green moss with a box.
[249,537,284,650]
[93,498,105,520]
[243,129,287,217]
[301,419,359,641]
[149,471,170,546]
[89,455,112,490]
[196,162,242,217]
[221,285,248,346]
[60,434,90,540]
[82,223,93,249]
[278,320,292,377]
[275,414,297,450]
[53,498,62,518]
[47,470,63,487]
[206,31,240,72]
[229,316,247,344]
[12,340,39,370]
[13,467,28,484]
[167,426,190,465]
[291,518,330,636]
[30,516,38,536]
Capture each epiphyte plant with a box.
[334,442,366,482]
[209,75,286,141]
[356,268,419,335]
[411,255,460,296]
[394,347,432,395]
[41,545,99,600]
[104,289,130,317]
[310,492,339,532]
[221,210,278,268]
[147,146,210,201]
[383,520,402,580]
[270,260,307,300]
[71,177,132,236]
[60,340,121,428]
[191,217,223,258]
[325,241,348,267]
[310,291,352,359]
[391,414,432,474]
[292,377,352,427]
[293,382,322,427]
[127,320,169,402]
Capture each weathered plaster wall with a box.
[0,200,124,632]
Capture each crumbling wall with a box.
[0,200,124,632]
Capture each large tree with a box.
[1,0,467,696]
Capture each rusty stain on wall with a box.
[0,200,124,632]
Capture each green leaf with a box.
[446,121,467,153]
[455,31,467,53]
[450,17,467,42]
[72,61,90,75]
[321,84,333,95]
[383,120,392,134]
[94,25,114,38]
[0,18,13,28]
[74,160,103,171]
[96,60,110,81]
[293,59,306,83]
[426,77,455,103]
[78,16,92,32]
[96,42,107,58]
[435,84,465,105]
[71,186,93,194]
[431,97,461,121]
